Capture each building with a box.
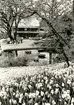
[14,16,46,38]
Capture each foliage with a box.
[31,0,74,66]
[0,52,28,67]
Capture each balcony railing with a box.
[17,31,46,34]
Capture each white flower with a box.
[34,103,38,105]
[25,92,28,96]
[49,80,53,85]
[52,100,56,105]
[58,75,61,79]
[20,93,23,98]
[62,92,67,99]
[66,94,70,100]
[9,99,12,104]
[16,90,19,93]
[0,101,1,105]
[41,79,44,83]
[22,102,26,105]
[28,85,32,89]
[47,94,50,98]
[55,88,59,94]
[36,90,39,96]
[45,103,50,105]
[29,93,36,98]
[47,84,52,89]
[62,91,70,100]
[71,97,74,103]
[38,74,41,78]
[13,92,15,96]
[41,74,44,78]
[71,103,73,105]
[2,87,5,92]
[19,97,22,103]
[45,72,48,76]
[15,93,19,98]
[62,83,64,87]
[45,91,48,95]
[64,102,67,105]
[12,99,17,104]
[36,83,42,89]
[41,91,44,96]
[72,82,74,87]
[38,79,41,82]
[38,95,41,98]
[6,87,9,92]
[14,82,19,87]
[55,84,59,87]
[66,90,70,94]
[59,99,62,102]
[44,76,48,81]
[51,90,54,95]
[0,91,3,97]
[45,80,48,84]
[3,95,7,99]
[67,79,71,85]
[10,88,13,92]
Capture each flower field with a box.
[0,64,74,105]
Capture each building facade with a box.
[13,16,46,38]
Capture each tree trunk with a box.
[61,46,70,67]
[7,29,14,41]
[35,11,70,66]
[49,52,52,64]
[14,27,18,41]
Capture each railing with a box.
[17,31,46,34]
[3,47,56,52]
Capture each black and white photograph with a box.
[0,0,74,105]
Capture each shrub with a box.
[0,52,28,67]
[9,56,28,67]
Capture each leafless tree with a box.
[0,0,35,41]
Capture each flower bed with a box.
[0,66,74,105]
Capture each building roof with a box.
[18,16,40,28]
